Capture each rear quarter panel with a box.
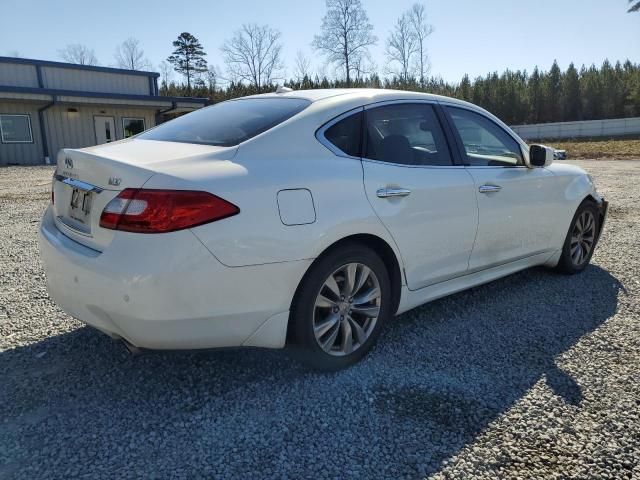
[150,100,403,270]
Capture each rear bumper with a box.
[39,206,310,350]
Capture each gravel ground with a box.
[1,160,639,479]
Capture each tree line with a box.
[161,59,640,125]
[41,0,640,124]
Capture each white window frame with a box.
[122,117,146,138]
[0,114,34,144]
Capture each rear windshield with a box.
[138,97,310,147]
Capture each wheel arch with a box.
[288,233,404,339]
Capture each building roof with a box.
[0,56,159,78]
[0,85,207,105]
[0,56,208,108]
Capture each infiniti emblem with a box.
[64,157,73,169]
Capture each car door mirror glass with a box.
[529,144,554,168]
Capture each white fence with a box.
[511,117,640,140]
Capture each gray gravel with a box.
[1,160,639,479]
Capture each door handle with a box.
[478,184,502,194]
[377,188,411,198]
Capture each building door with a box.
[94,116,116,145]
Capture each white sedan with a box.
[39,89,608,370]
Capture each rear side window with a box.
[138,98,310,147]
[324,112,362,157]
[364,104,452,166]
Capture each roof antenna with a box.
[275,85,293,94]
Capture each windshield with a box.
[138,97,311,147]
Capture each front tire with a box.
[556,200,600,274]
[289,243,392,371]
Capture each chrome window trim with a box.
[361,158,464,169]
[315,106,364,160]
[363,98,438,110]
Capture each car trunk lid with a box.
[51,139,237,251]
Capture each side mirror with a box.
[529,144,554,168]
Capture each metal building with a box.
[0,56,207,165]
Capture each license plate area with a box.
[64,187,94,234]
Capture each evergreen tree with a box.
[167,32,208,94]
[562,63,581,121]
[459,74,471,101]
[159,52,640,125]
[528,67,543,123]
[581,65,603,120]
[544,60,562,122]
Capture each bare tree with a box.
[312,0,377,86]
[408,3,434,85]
[294,50,312,81]
[629,0,640,12]
[158,61,173,87]
[114,37,151,70]
[206,65,221,92]
[316,62,329,81]
[58,44,98,65]
[221,24,284,87]
[352,52,376,81]
[385,13,417,82]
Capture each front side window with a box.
[0,114,33,143]
[122,118,146,138]
[364,104,452,166]
[446,107,523,167]
[138,98,310,147]
[324,111,362,157]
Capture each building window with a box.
[0,114,33,143]
[122,118,146,138]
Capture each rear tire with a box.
[289,243,392,371]
[556,200,600,274]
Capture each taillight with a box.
[99,189,239,233]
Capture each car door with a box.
[359,102,478,290]
[443,105,557,270]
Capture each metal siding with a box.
[45,106,157,163]
[0,103,43,165]
[41,66,150,95]
[0,63,39,88]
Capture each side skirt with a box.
[396,250,559,315]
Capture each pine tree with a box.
[459,74,472,101]
[562,63,581,121]
[167,32,208,94]
[544,60,562,122]
[528,67,543,123]
[581,65,603,120]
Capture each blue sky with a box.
[2,0,639,82]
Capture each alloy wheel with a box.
[570,210,596,266]
[312,262,381,356]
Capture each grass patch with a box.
[535,137,640,160]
